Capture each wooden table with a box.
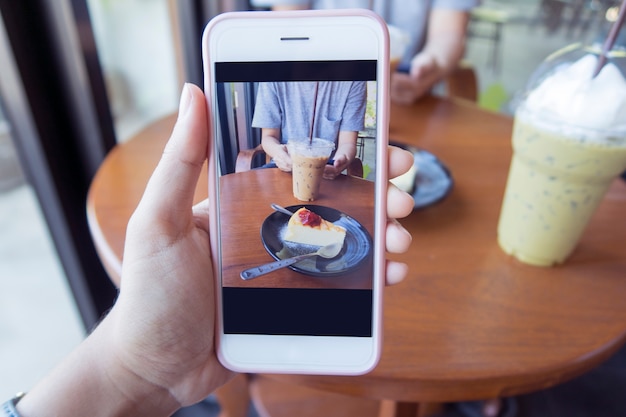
[87,96,626,415]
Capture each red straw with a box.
[309,82,319,145]
[592,0,626,78]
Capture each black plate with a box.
[260,205,372,277]
[391,142,453,209]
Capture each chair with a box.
[235,144,266,173]
[443,61,479,102]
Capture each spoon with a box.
[271,203,294,216]
[240,242,343,280]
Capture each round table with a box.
[88,96,626,416]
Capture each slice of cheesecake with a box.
[284,207,346,248]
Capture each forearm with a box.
[419,9,470,75]
[16,309,180,417]
[336,131,357,162]
[260,129,284,159]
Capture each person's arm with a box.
[391,8,470,104]
[16,311,181,417]
[323,81,365,179]
[324,130,357,179]
[253,83,292,170]
[419,8,470,80]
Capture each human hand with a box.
[323,153,351,179]
[272,144,293,172]
[17,83,414,417]
[391,52,443,105]
[324,131,358,180]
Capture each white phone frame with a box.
[203,9,390,375]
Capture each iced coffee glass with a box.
[288,138,335,201]
[497,44,626,266]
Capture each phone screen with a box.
[214,59,379,338]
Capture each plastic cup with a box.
[498,109,626,266]
[288,138,335,201]
[497,45,626,266]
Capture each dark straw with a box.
[592,0,626,78]
[309,82,319,145]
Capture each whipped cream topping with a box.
[523,53,626,138]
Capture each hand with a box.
[391,52,443,104]
[16,83,414,417]
[271,144,293,172]
[323,153,351,180]
[324,131,358,180]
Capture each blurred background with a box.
[0,0,622,414]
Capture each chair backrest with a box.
[444,61,479,102]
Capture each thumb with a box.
[133,83,209,228]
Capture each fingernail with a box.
[391,218,413,241]
[178,83,193,119]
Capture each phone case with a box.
[203,10,389,375]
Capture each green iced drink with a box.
[497,45,626,266]
[498,108,626,266]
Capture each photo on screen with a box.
[214,61,378,336]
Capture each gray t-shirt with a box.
[251,81,367,144]
[250,0,480,66]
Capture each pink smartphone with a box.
[203,9,390,375]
